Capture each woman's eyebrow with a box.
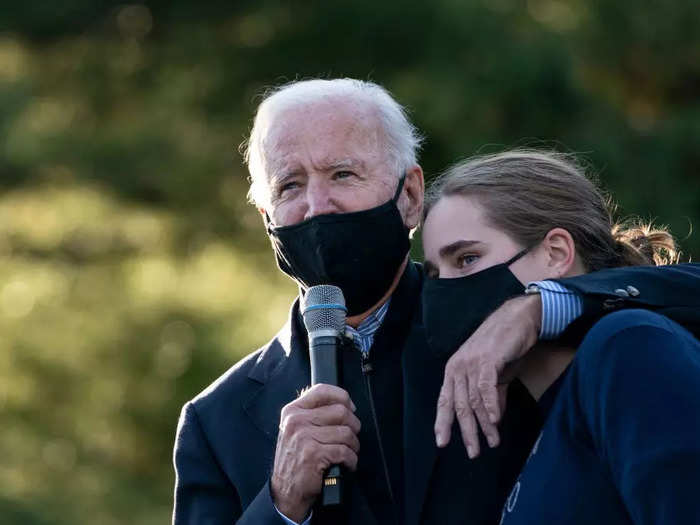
[439,240,481,259]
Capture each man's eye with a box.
[279,181,300,194]
[333,170,354,180]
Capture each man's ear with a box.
[401,165,425,229]
[542,228,577,278]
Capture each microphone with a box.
[301,284,347,507]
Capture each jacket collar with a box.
[243,299,310,440]
[246,299,305,385]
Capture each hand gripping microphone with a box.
[301,285,347,507]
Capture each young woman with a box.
[420,150,700,524]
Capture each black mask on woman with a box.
[266,176,410,316]
[422,248,529,357]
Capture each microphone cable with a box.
[342,335,398,524]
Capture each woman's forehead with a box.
[422,195,512,254]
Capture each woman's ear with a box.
[541,228,578,278]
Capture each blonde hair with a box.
[424,150,679,270]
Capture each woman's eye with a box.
[456,254,479,267]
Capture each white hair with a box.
[242,78,424,208]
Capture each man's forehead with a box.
[264,101,381,140]
[261,103,386,178]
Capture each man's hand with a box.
[434,294,542,458]
[271,384,361,522]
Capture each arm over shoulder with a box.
[555,263,700,343]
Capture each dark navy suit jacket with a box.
[173,262,700,524]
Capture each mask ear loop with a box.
[392,174,406,202]
[264,212,275,234]
[505,247,530,267]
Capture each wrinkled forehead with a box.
[259,98,390,172]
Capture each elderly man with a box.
[172,79,700,525]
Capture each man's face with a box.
[260,99,400,227]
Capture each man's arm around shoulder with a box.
[556,262,700,342]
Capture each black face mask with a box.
[422,249,528,357]
[267,176,410,316]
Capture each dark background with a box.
[0,1,698,523]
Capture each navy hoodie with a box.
[499,309,700,525]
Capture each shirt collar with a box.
[345,299,391,355]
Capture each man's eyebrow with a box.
[271,169,303,185]
[439,240,481,258]
[322,158,364,171]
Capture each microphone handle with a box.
[309,335,343,507]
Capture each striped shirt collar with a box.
[344,299,391,355]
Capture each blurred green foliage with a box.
[0,1,698,523]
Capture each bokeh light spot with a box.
[156,341,192,378]
[1,279,36,318]
[22,97,77,134]
[117,4,154,40]
[156,320,195,378]
[527,0,581,31]
[0,37,27,81]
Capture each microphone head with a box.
[301,285,347,336]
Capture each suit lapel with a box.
[243,300,311,442]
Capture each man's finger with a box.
[497,383,509,419]
[454,376,479,459]
[295,384,356,411]
[311,425,361,453]
[434,376,455,448]
[479,364,501,424]
[468,375,500,450]
[322,444,359,472]
[307,403,362,433]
